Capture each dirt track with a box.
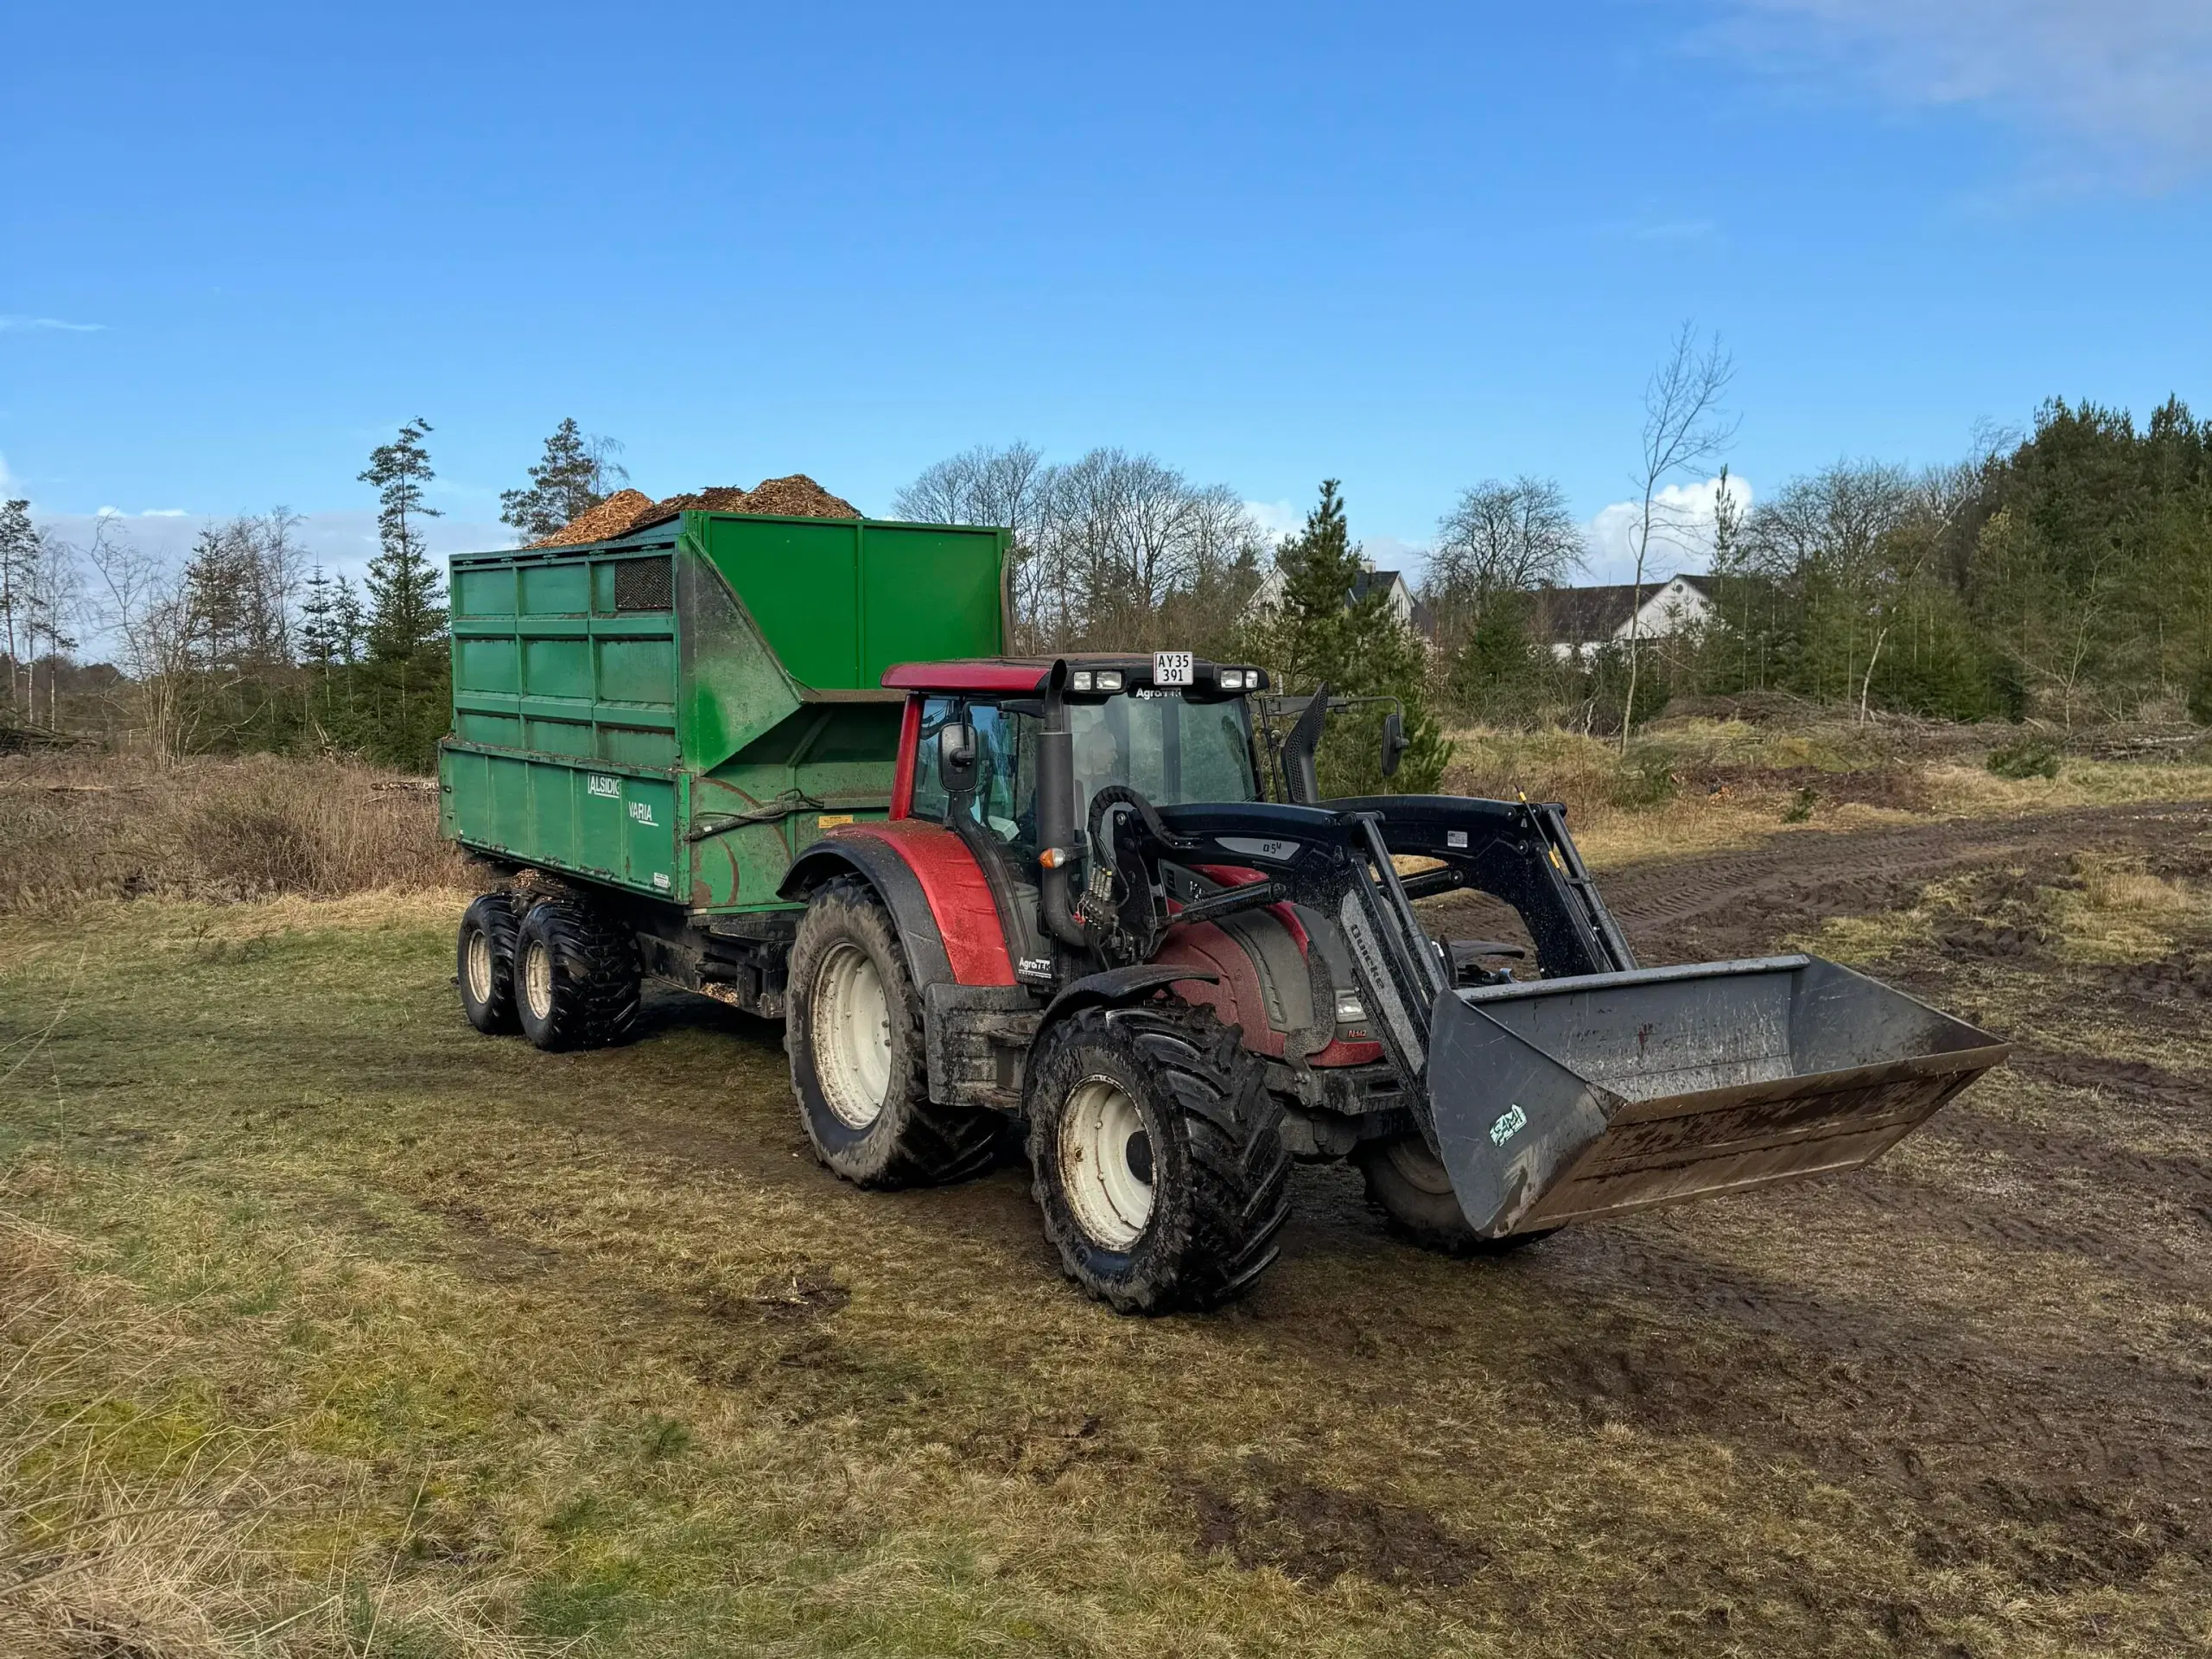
[1412,798,2212,1613]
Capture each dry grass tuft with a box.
[0,752,462,915]
[0,1213,544,1658]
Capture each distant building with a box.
[1532,574,1717,660]
[1245,562,1437,639]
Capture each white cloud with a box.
[1243,499,1303,545]
[1583,474,1752,585]
[0,315,105,334]
[1717,0,2212,183]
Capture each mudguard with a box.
[781,823,1015,988]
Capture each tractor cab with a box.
[891,654,1268,856]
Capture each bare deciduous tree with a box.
[893,442,1051,637]
[81,518,194,760]
[1621,324,1735,748]
[895,443,1262,654]
[0,499,35,721]
[1424,475,1586,653]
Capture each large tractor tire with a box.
[513,893,641,1052]
[1025,1001,1290,1315]
[456,892,520,1034]
[785,875,1000,1189]
[1353,1132,1556,1257]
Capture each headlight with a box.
[1071,670,1093,691]
[1218,669,1246,690]
[1095,670,1123,691]
[1333,991,1366,1024]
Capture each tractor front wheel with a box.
[785,876,1000,1189]
[1353,1132,1556,1256]
[1025,1002,1289,1314]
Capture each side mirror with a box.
[1380,709,1408,779]
[938,723,977,792]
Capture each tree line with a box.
[10,365,2209,778]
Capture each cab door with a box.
[911,696,1055,984]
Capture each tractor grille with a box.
[613,556,673,613]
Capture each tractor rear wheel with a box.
[1025,1001,1289,1314]
[456,892,520,1034]
[513,893,640,1052]
[1353,1132,1556,1256]
[785,875,999,1189]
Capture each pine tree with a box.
[358,419,451,768]
[300,565,338,670]
[1242,480,1451,794]
[500,417,627,541]
[361,419,446,659]
[333,576,366,666]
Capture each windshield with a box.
[912,690,1261,854]
[1070,690,1260,821]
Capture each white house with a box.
[1243,562,1435,637]
[1533,573,1717,660]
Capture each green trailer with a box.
[435,505,2007,1315]
[437,506,1007,1014]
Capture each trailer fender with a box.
[1042,963,1221,1027]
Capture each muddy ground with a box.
[4,794,2209,1655]
[1415,798,2212,1633]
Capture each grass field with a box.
[4,738,2212,1655]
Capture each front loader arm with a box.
[1332,796,1636,979]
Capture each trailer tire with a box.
[1026,1001,1289,1315]
[786,875,999,1189]
[1353,1133,1557,1256]
[457,893,520,1034]
[513,893,640,1052]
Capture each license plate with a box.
[1154,651,1194,687]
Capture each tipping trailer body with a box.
[437,509,1009,915]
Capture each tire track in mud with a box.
[1417,796,2212,1593]
[1425,797,2212,965]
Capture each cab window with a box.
[911,697,1038,855]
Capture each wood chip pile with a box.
[531,475,861,548]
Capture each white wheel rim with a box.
[1058,1076,1154,1249]
[1385,1135,1454,1196]
[522,938,554,1023]
[465,928,494,1006]
[813,942,893,1128]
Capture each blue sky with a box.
[4,0,2209,587]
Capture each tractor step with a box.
[1424,955,2010,1238]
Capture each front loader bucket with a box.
[1424,955,2008,1238]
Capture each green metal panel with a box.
[522,637,592,700]
[597,636,672,704]
[454,635,518,695]
[441,512,1002,912]
[857,524,1007,683]
[454,567,515,617]
[702,517,860,687]
[520,563,589,614]
[697,514,1006,691]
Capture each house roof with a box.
[1530,574,1713,645]
[1348,569,1438,638]
[1348,569,1408,603]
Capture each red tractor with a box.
[773,652,2007,1313]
